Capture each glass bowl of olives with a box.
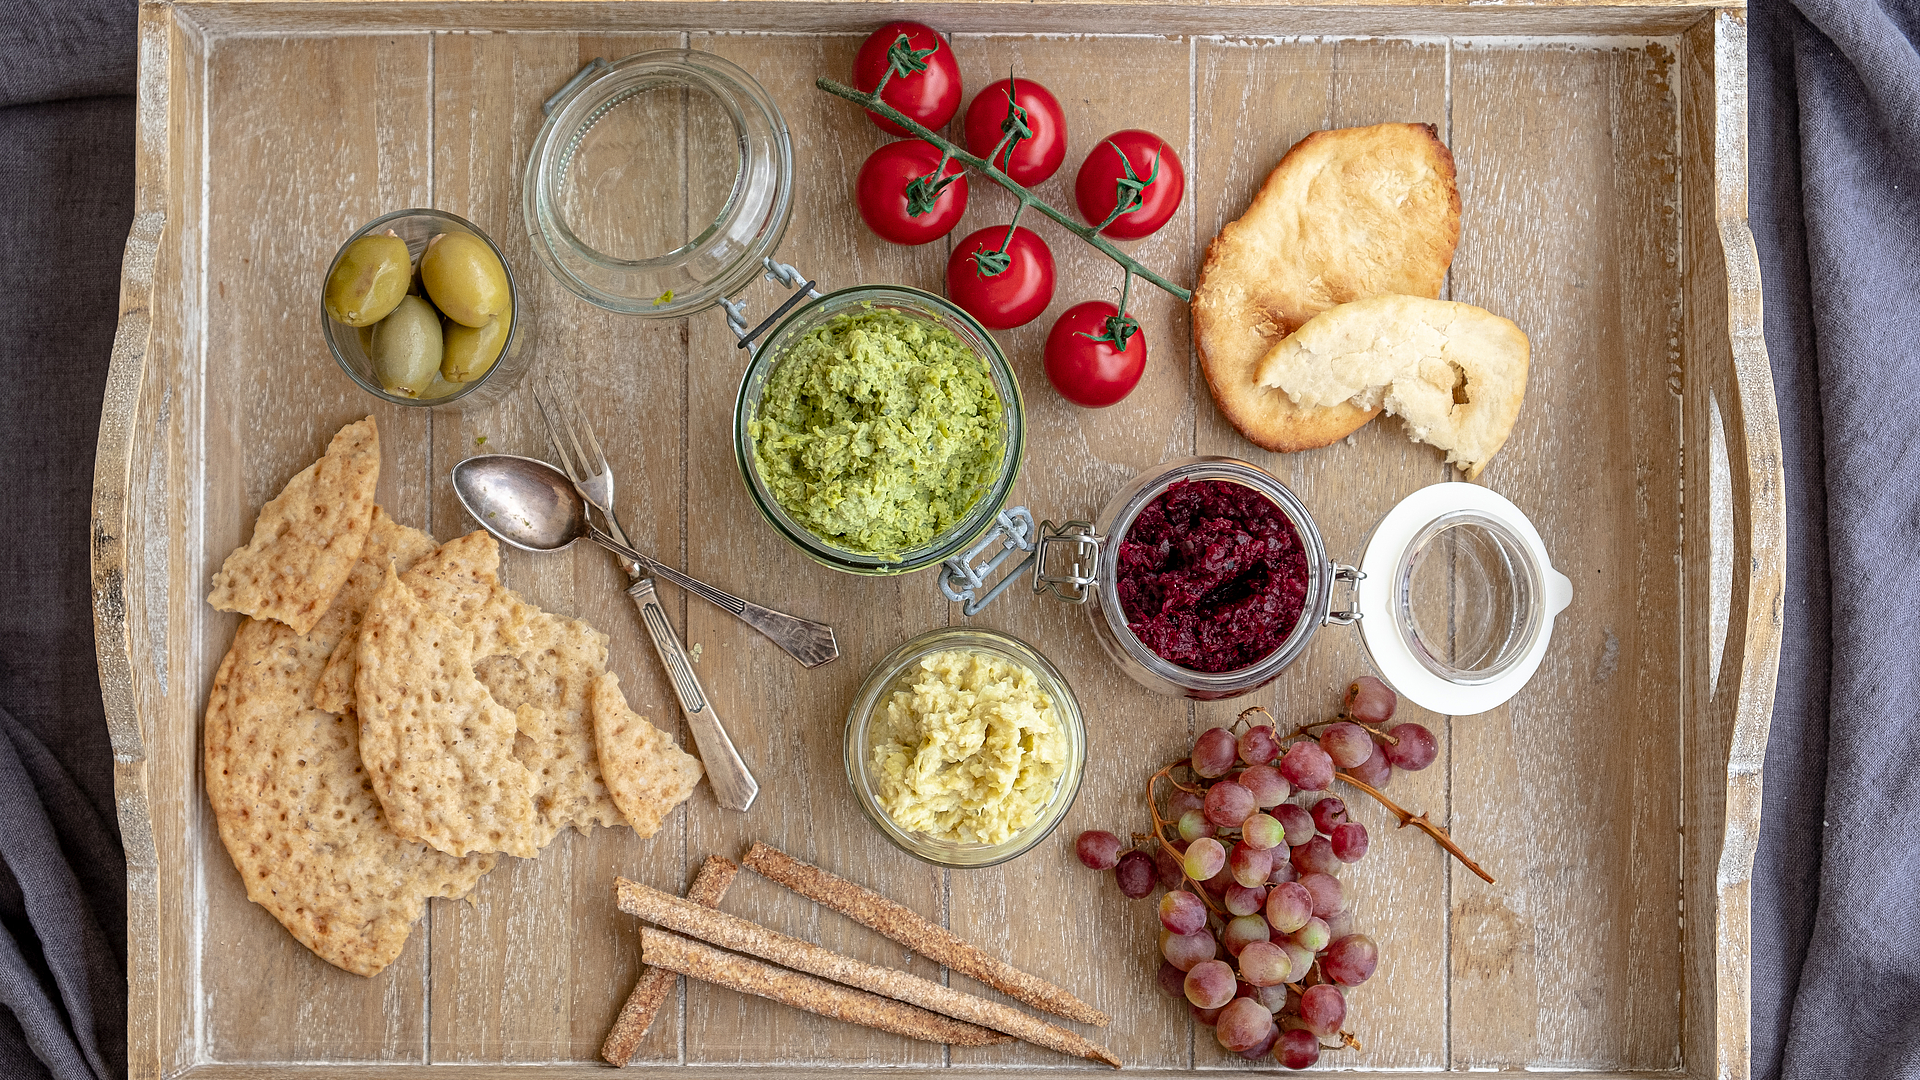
[321,208,529,408]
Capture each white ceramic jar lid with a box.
[1354,482,1573,716]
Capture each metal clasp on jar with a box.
[721,258,821,353]
[1326,563,1365,626]
[938,511,1105,616]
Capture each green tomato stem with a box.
[817,76,1193,303]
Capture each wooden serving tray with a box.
[94,2,1779,1077]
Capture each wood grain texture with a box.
[99,6,1774,1078]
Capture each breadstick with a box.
[615,878,1122,1068]
[640,929,1012,1047]
[602,857,740,1066]
[743,842,1109,1026]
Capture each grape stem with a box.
[1243,703,1400,747]
[1334,771,1496,885]
[815,76,1193,302]
[1146,764,1227,917]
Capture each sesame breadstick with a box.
[639,928,1013,1047]
[742,842,1109,1026]
[615,878,1122,1067]
[601,857,740,1066]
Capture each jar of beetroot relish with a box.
[940,457,1572,710]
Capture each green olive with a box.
[420,232,509,328]
[441,307,512,383]
[369,295,443,397]
[324,234,412,327]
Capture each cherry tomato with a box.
[852,22,963,137]
[855,142,969,245]
[963,77,1068,187]
[946,225,1055,330]
[1075,130,1185,240]
[1044,301,1147,407]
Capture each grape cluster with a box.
[1072,675,1437,1068]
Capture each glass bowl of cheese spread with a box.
[844,627,1085,868]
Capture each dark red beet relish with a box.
[1115,479,1309,673]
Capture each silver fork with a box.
[533,381,840,668]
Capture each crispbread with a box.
[1255,294,1529,479]
[355,567,543,858]
[336,530,624,845]
[1193,124,1461,452]
[202,509,493,977]
[208,416,381,634]
[589,672,703,838]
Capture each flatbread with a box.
[344,531,623,847]
[1193,124,1461,452]
[354,566,543,859]
[589,672,704,838]
[202,508,493,977]
[1256,295,1529,480]
[208,416,381,634]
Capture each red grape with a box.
[1237,724,1281,765]
[1203,781,1257,828]
[1160,889,1207,934]
[1267,860,1298,885]
[1281,942,1316,983]
[1325,908,1355,941]
[1075,829,1121,869]
[1238,1024,1281,1061]
[1161,927,1217,970]
[1215,997,1277,1052]
[1156,959,1188,998]
[1166,787,1205,819]
[1318,721,1374,769]
[1383,722,1438,771]
[1298,872,1343,918]
[1115,850,1155,898]
[1239,764,1289,807]
[1256,981,1291,1012]
[1222,914,1270,956]
[1153,844,1185,890]
[1178,808,1216,842]
[1331,822,1370,862]
[1344,674,1396,724]
[1191,727,1237,777]
[1229,842,1274,888]
[1277,1026,1322,1068]
[1276,804,1316,846]
[1265,881,1313,933]
[1299,983,1346,1037]
[1237,939,1290,986]
[1183,837,1225,881]
[1224,882,1267,917]
[1190,1002,1223,1025]
[1201,862,1235,897]
[1291,835,1339,876]
[1348,742,1392,788]
[1279,741,1335,791]
[1310,797,1348,835]
[1184,959,1237,1008]
[1289,916,1330,952]
[1241,812,1285,850]
[1322,934,1378,986]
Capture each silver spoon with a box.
[451,454,838,667]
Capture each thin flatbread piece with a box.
[355,566,543,859]
[208,416,381,634]
[589,671,704,838]
[1193,124,1460,452]
[203,507,494,977]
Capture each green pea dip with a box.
[749,308,1005,557]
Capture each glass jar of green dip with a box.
[734,285,1025,575]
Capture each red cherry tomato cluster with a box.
[848,23,1186,409]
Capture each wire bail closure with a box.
[939,512,1104,616]
[1326,563,1365,626]
[722,258,822,353]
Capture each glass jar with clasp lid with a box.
[939,457,1574,714]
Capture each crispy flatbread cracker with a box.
[355,567,543,859]
[208,416,381,634]
[1256,295,1529,480]
[589,672,704,838]
[1193,124,1460,452]
[202,509,493,977]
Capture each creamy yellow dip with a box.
[869,649,1068,846]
